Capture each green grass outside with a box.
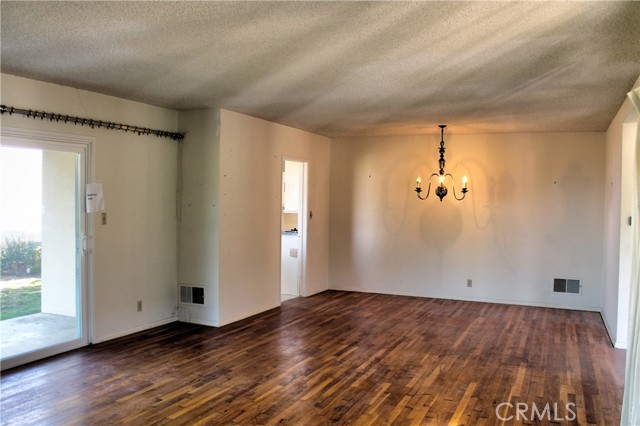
[0,280,41,320]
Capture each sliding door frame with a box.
[1,127,94,370]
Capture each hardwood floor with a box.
[0,291,625,426]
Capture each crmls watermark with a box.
[495,402,577,422]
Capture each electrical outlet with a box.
[137,300,142,312]
[467,279,473,288]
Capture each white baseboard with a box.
[178,303,280,328]
[92,317,177,344]
[330,286,601,312]
[614,340,627,349]
[600,310,618,347]
[302,286,329,298]
[217,303,280,327]
[177,316,219,327]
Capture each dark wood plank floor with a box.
[0,291,625,426]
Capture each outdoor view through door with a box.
[0,141,87,370]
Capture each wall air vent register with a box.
[180,285,205,305]
[553,278,581,295]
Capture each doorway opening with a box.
[280,159,307,302]
[0,130,90,370]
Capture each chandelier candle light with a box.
[415,125,469,202]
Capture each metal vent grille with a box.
[180,285,205,304]
[553,278,581,295]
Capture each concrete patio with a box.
[0,313,77,360]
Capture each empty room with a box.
[1,2,639,425]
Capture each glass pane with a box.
[0,146,81,360]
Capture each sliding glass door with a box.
[0,131,89,370]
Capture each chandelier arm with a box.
[416,173,439,200]
[416,187,429,200]
[445,173,468,201]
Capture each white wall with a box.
[4,72,626,344]
[218,109,331,325]
[176,109,330,327]
[1,73,179,343]
[41,150,77,317]
[602,94,639,348]
[177,109,221,326]
[618,121,638,347]
[603,104,626,344]
[330,132,606,310]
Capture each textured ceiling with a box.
[2,1,640,137]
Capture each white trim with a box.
[0,126,95,368]
[1,126,94,146]
[0,338,88,371]
[217,303,280,327]
[331,286,602,312]
[599,310,627,348]
[177,317,219,327]
[301,287,326,298]
[280,156,309,298]
[92,317,177,344]
[300,161,309,297]
[600,309,617,346]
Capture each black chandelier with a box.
[415,125,469,202]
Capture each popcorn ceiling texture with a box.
[1,1,639,137]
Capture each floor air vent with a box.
[180,285,205,304]
[553,278,581,295]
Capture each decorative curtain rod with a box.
[0,104,184,141]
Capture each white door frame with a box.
[1,127,93,370]
[281,157,308,297]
